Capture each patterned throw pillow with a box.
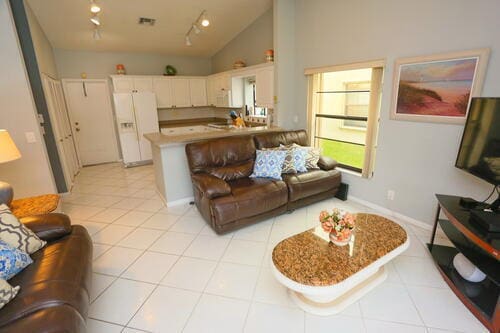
[291,148,308,172]
[0,279,20,309]
[263,146,297,174]
[0,239,32,280]
[292,144,321,169]
[250,150,287,180]
[0,204,46,254]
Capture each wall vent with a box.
[138,17,156,26]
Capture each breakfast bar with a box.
[144,125,282,206]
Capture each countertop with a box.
[144,125,282,147]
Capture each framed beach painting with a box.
[390,48,490,124]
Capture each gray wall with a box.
[292,0,500,225]
[211,8,273,73]
[24,1,58,78]
[54,49,212,79]
[0,0,56,197]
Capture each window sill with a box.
[340,125,367,132]
[337,166,363,178]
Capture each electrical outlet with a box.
[387,190,395,201]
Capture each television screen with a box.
[456,98,500,185]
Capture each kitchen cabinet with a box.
[152,78,174,108]
[111,76,153,93]
[189,78,207,107]
[256,66,274,108]
[171,78,191,107]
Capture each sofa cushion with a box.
[283,169,341,202]
[0,240,32,280]
[0,204,46,254]
[253,130,309,149]
[0,279,19,310]
[186,136,256,181]
[250,150,287,180]
[210,178,288,225]
[0,226,92,327]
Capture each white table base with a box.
[287,266,387,316]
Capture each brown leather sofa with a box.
[0,213,92,333]
[185,130,341,234]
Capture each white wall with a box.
[211,8,273,73]
[24,0,58,79]
[0,0,56,197]
[292,0,500,225]
[54,49,212,79]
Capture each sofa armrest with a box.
[191,174,231,199]
[20,213,72,242]
[318,156,338,171]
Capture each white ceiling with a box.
[26,0,272,57]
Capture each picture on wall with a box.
[390,48,490,124]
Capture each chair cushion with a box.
[283,169,341,202]
[210,178,288,225]
[0,226,92,327]
[250,150,287,180]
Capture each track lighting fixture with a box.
[90,15,100,26]
[93,28,102,40]
[90,0,101,13]
[184,10,209,46]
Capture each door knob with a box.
[75,122,79,126]
[75,128,80,132]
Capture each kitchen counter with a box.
[145,124,282,206]
[144,125,282,148]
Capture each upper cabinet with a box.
[110,63,273,109]
[189,78,208,107]
[255,66,274,109]
[111,76,153,93]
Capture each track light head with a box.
[90,0,101,13]
[192,24,201,34]
[93,28,102,40]
[185,35,192,46]
[90,15,100,26]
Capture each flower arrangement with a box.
[319,209,356,245]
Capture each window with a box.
[305,61,384,177]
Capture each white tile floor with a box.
[60,163,488,333]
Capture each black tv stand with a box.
[429,194,500,333]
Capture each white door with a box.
[171,79,191,107]
[132,92,159,161]
[42,76,74,188]
[53,81,80,175]
[189,78,207,107]
[113,93,141,164]
[133,77,153,92]
[63,80,119,165]
[153,78,174,108]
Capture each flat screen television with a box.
[455,97,500,186]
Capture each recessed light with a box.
[90,15,100,25]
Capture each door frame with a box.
[62,78,120,166]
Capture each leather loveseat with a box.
[0,213,92,333]
[185,130,341,234]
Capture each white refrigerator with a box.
[113,92,159,166]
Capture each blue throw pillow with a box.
[292,148,308,172]
[0,239,32,280]
[250,149,287,180]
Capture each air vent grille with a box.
[138,17,156,26]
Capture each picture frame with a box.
[390,48,490,124]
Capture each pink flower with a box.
[319,210,329,223]
[321,221,333,233]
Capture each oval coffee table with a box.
[271,213,409,315]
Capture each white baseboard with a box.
[348,195,433,231]
[167,197,194,207]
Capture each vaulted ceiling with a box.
[26,0,272,57]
